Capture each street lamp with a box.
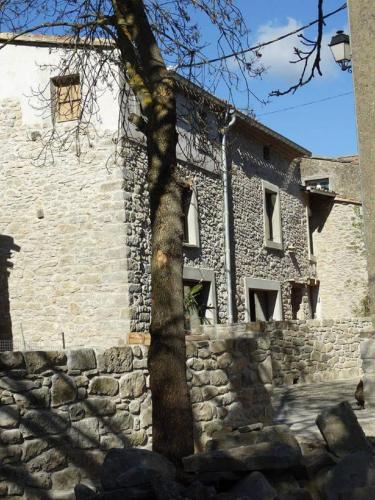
[329,30,352,72]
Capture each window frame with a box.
[244,277,283,322]
[51,74,81,123]
[304,177,330,191]
[306,204,317,262]
[183,267,217,325]
[182,184,200,248]
[262,180,283,250]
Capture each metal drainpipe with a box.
[222,109,236,324]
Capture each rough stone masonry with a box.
[1,317,372,497]
[0,336,273,498]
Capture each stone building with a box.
[348,0,375,322]
[0,34,368,349]
[301,155,368,319]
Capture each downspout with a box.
[221,108,236,324]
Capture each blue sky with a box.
[207,1,355,157]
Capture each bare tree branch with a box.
[176,2,346,70]
[270,0,326,96]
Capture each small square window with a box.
[305,178,330,191]
[182,185,200,247]
[244,277,283,321]
[262,181,282,249]
[263,145,270,161]
[51,74,81,123]
[249,288,278,321]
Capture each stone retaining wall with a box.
[186,319,372,386]
[0,337,272,499]
[268,318,372,386]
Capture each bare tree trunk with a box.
[111,0,194,462]
[147,76,194,464]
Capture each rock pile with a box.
[75,401,375,500]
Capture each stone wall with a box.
[300,156,369,320]
[0,99,131,350]
[0,96,312,346]
[122,143,227,331]
[348,0,375,325]
[268,318,372,386]
[0,337,272,498]
[124,128,312,331]
[230,135,310,322]
[312,200,368,319]
[301,156,361,202]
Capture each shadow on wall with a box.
[0,340,273,497]
[188,335,273,454]
[0,349,140,497]
[0,235,20,349]
[309,195,334,235]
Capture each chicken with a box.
[355,379,365,410]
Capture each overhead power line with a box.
[255,91,353,117]
[178,3,347,69]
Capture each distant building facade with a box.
[301,155,369,319]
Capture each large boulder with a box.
[74,484,96,500]
[324,451,375,499]
[100,448,176,491]
[0,351,25,370]
[302,448,336,479]
[183,441,302,473]
[315,401,372,458]
[206,425,301,455]
[220,471,277,500]
[264,472,313,500]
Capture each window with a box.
[183,267,217,330]
[308,283,320,319]
[262,180,282,250]
[182,185,200,247]
[192,110,212,155]
[305,178,330,191]
[183,280,211,330]
[291,283,304,320]
[263,145,270,161]
[249,289,278,321]
[51,74,81,122]
[307,206,315,257]
[244,277,282,322]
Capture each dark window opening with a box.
[263,145,270,161]
[308,215,315,255]
[291,284,303,320]
[182,187,193,243]
[183,280,211,330]
[265,190,277,241]
[309,284,320,319]
[249,289,278,321]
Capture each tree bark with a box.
[112,0,194,463]
[147,76,194,464]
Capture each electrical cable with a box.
[254,91,353,117]
[177,3,347,69]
